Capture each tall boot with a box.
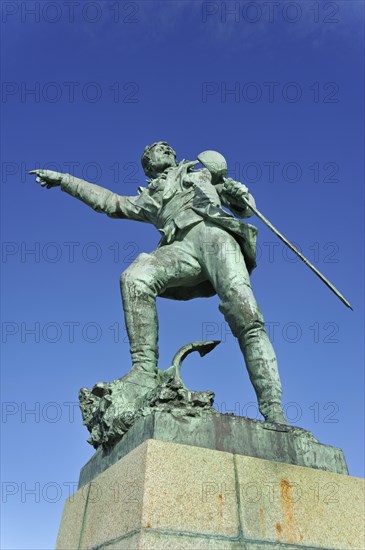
[119,272,159,397]
[238,325,287,424]
[219,294,287,424]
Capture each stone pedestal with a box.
[56,439,364,550]
[78,412,348,488]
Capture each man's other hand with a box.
[223,178,249,201]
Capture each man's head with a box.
[141,142,177,178]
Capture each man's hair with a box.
[141,141,176,177]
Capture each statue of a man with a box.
[30,141,287,424]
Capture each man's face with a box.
[149,143,177,175]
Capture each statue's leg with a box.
[197,222,287,424]
[119,253,159,388]
[120,245,202,384]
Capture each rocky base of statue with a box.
[79,377,215,449]
[79,340,220,449]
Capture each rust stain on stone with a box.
[279,477,298,543]
[259,508,264,523]
[275,522,283,541]
[218,493,223,517]
[259,508,266,536]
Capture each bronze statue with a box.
[30,141,290,426]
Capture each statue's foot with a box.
[119,368,157,391]
[90,368,158,404]
[111,367,159,403]
[265,412,289,425]
[263,403,289,425]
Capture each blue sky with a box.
[1,1,364,548]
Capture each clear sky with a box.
[1,1,364,548]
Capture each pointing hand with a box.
[29,169,64,189]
